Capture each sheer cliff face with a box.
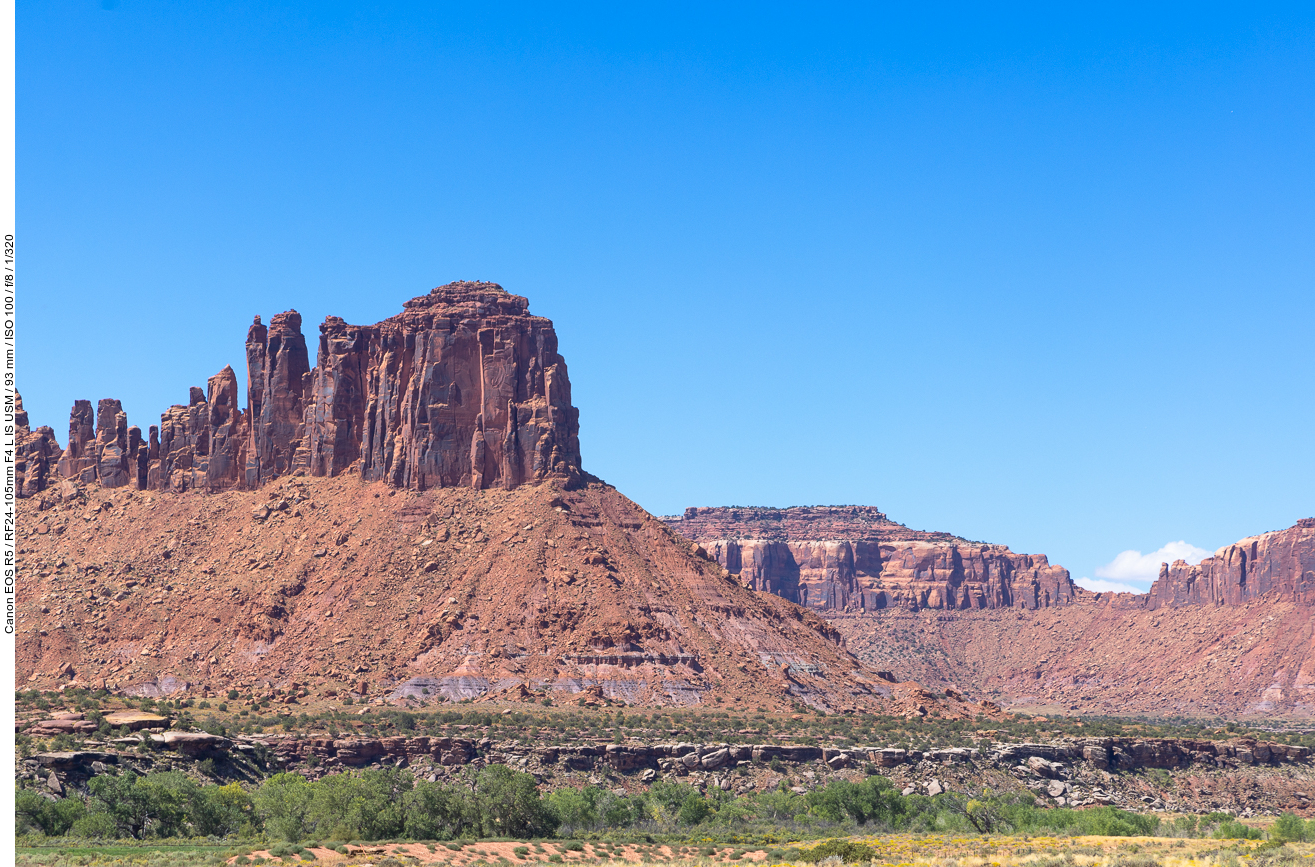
[666,506,1080,612]
[1148,518,1315,609]
[300,283,581,490]
[25,282,583,496]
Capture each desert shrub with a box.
[799,839,876,863]
[70,811,120,838]
[1215,820,1264,840]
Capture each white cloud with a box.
[1095,541,1214,583]
[1075,576,1147,595]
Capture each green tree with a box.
[191,782,254,837]
[86,772,191,838]
[1214,820,1263,840]
[304,768,410,841]
[1270,813,1308,843]
[403,781,470,840]
[677,792,711,826]
[545,786,601,833]
[472,764,556,837]
[16,791,86,836]
[806,776,904,826]
[253,773,313,842]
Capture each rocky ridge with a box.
[21,727,1314,819]
[31,282,583,498]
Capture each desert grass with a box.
[17,835,1315,867]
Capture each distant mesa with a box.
[664,505,1079,612]
[668,506,1315,613]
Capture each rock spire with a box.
[24,281,583,497]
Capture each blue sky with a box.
[20,3,1314,591]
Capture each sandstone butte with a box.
[39,282,584,496]
[667,506,1315,719]
[17,282,960,715]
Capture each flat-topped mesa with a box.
[24,281,583,497]
[665,505,1079,612]
[1147,518,1315,610]
[669,505,971,544]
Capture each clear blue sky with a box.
[20,3,1314,590]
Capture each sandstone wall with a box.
[1148,518,1315,609]
[23,282,583,498]
[671,507,1079,612]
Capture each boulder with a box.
[161,731,232,757]
[103,711,169,731]
[700,748,730,770]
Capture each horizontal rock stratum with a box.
[664,506,1080,612]
[33,282,583,497]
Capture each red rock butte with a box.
[27,282,583,498]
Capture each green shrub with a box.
[1270,813,1309,843]
[799,840,876,863]
[15,790,86,835]
[69,811,119,838]
[1215,820,1264,840]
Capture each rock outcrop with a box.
[54,399,96,484]
[300,284,581,490]
[246,310,310,486]
[666,506,1080,612]
[1148,518,1315,609]
[22,731,1315,818]
[22,282,583,497]
[15,391,62,498]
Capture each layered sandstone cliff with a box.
[25,282,583,497]
[1147,518,1315,609]
[665,506,1080,612]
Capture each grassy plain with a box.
[16,832,1315,867]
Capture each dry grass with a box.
[227,836,1315,867]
